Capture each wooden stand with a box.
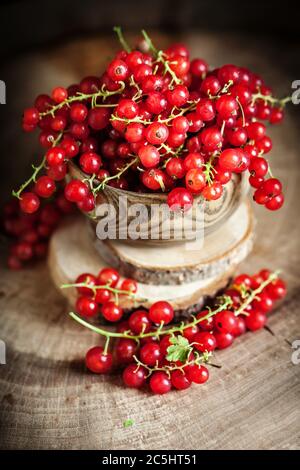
[48,202,254,316]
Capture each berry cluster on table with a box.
[64,267,286,395]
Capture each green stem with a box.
[251,92,292,109]
[90,157,139,195]
[12,132,63,199]
[40,83,125,118]
[234,270,280,316]
[113,26,131,53]
[141,29,158,55]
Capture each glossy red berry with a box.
[245,310,266,331]
[20,192,40,214]
[138,145,160,168]
[145,122,169,145]
[214,331,234,349]
[76,296,98,317]
[214,310,237,333]
[149,371,171,394]
[140,342,161,366]
[123,364,147,388]
[171,370,191,390]
[266,279,287,300]
[167,187,193,211]
[129,310,151,334]
[86,347,113,374]
[64,180,89,203]
[149,301,174,325]
[194,332,217,352]
[185,364,209,384]
[34,176,56,198]
[51,86,68,104]
[116,339,138,364]
[101,301,123,322]
[120,278,138,294]
[46,147,66,166]
[265,193,284,210]
[107,59,129,82]
[70,103,88,122]
[185,168,206,194]
[219,148,244,171]
[231,316,247,337]
[79,152,102,174]
[202,182,223,201]
[75,272,97,296]
[97,267,119,287]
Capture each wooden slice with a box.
[90,201,254,285]
[48,202,253,316]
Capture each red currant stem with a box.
[203,153,218,185]
[133,350,209,378]
[110,101,197,126]
[220,80,233,94]
[251,92,292,108]
[103,336,110,355]
[220,120,226,136]
[129,76,143,100]
[113,26,131,53]
[236,96,246,127]
[69,296,233,342]
[141,30,182,86]
[40,83,125,118]
[90,157,139,194]
[12,131,63,199]
[61,281,138,299]
[141,29,158,55]
[234,270,280,316]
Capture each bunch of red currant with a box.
[16,28,291,216]
[68,267,138,321]
[2,192,74,269]
[67,268,286,394]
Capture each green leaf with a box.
[166,335,192,363]
[123,419,134,428]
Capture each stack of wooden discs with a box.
[49,171,254,319]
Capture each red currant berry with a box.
[266,279,287,300]
[245,310,266,331]
[202,182,223,201]
[200,127,223,151]
[116,339,138,364]
[166,85,189,107]
[34,176,56,198]
[185,364,209,384]
[166,158,186,179]
[46,147,66,166]
[149,301,174,325]
[216,95,238,119]
[214,331,234,349]
[20,192,40,214]
[145,122,169,145]
[194,332,217,352]
[123,364,147,388]
[196,98,215,121]
[269,107,284,124]
[183,325,199,341]
[138,145,160,168]
[145,92,167,114]
[129,310,151,334]
[231,316,246,337]
[200,76,221,96]
[247,122,266,141]
[88,107,111,130]
[79,152,102,174]
[125,122,145,143]
[214,310,237,333]
[70,103,88,122]
[172,116,189,134]
[149,371,171,394]
[185,168,206,194]
[51,86,68,104]
[265,193,284,210]
[171,370,191,390]
[98,268,119,287]
[101,301,123,322]
[23,107,39,126]
[86,347,113,374]
[64,180,89,203]
[196,310,214,331]
[167,187,193,211]
[219,148,244,171]
[75,273,97,296]
[140,342,161,366]
[107,59,129,82]
[190,58,208,78]
[76,296,98,317]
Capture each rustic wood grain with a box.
[0,31,300,450]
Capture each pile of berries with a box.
[17,28,291,217]
[2,192,74,269]
[67,267,286,394]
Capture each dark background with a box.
[0,0,299,205]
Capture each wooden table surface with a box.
[0,32,299,450]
